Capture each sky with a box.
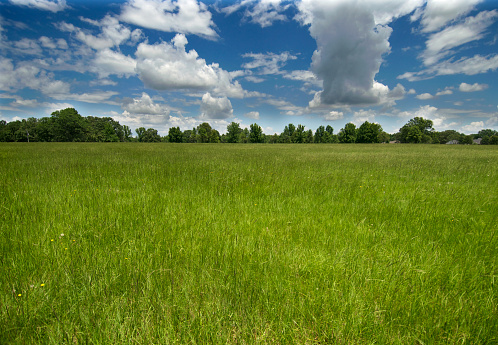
[0,0,497,136]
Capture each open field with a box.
[1,143,497,344]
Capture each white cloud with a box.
[222,0,289,27]
[9,0,67,12]
[59,15,138,50]
[200,92,233,119]
[122,92,172,115]
[422,10,498,65]
[435,88,453,96]
[245,111,260,119]
[398,105,459,131]
[283,70,322,87]
[245,0,289,27]
[242,52,297,75]
[323,110,343,121]
[135,34,246,98]
[55,91,119,104]
[245,76,265,83]
[39,36,68,50]
[265,98,306,116]
[297,0,416,107]
[92,49,137,78]
[120,0,217,38]
[416,93,434,100]
[459,82,489,92]
[352,109,376,126]
[460,121,485,133]
[0,58,70,96]
[13,38,42,55]
[417,0,483,33]
[398,54,498,80]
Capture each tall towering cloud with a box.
[297,0,419,107]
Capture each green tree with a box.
[378,131,390,143]
[209,129,221,143]
[123,125,132,142]
[168,127,183,143]
[226,122,242,143]
[459,134,473,145]
[142,128,161,142]
[249,123,264,143]
[136,127,146,142]
[338,123,357,143]
[240,128,250,143]
[489,135,498,145]
[292,124,306,143]
[305,129,314,143]
[51,108,86,142]
[437,130,461,144]
[405,126,422,143]
[399,117,434,143]
[356,121,382,143]
[196,123,212,143]
[314,126,326,143]
[280,124,295,143]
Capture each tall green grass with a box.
[1,143,497,344]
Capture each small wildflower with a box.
[18,294,21,297]
[40,284,45,287]
[60,233,64,237]
[51,239,54,242]
[65,248,68,250]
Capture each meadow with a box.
[1,143,497,344]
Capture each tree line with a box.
[1,108,497,144]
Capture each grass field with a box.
[1,143,497,344]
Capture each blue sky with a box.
[1,0,497,135]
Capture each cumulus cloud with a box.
[244,0,289,27]
[245,76,265,83]
[9,0,67,12]
[122,92,172,115]
[416,93,434,100]
[92,49,137,78]
[120,0,217,38]
[264,98,306,116]
[460,121,485,133]
[398,105,459,131]
[421,10,498,66]
[242,52,297,75]
[416,0,483,33]
[323,110,343,121]
[398,54,498,80]
[297,0,417,107]
[222,0,289,27]
[39,36,68,50]
[352,109,376,126]
[200,92,234,119]
[0,58,70,96]
[135,34,246,98]
[245,111,260,119]
[59,15,140,50]
[459,82,489,92]
[435,88,453,96]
